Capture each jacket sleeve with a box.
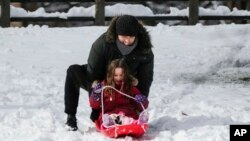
[87,34,107,83]
[137,50,154,97]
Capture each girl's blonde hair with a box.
[106,58,132,95]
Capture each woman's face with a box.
[118,35,136,46]
[114,67,124,85]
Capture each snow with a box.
[1,23,250,141]
[10,3,250,18]
[10,3,154,18]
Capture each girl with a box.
[89,59,149,127]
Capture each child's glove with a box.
[135,94,147,103]
[91,91,101,101]
[93,82,102,93]
[91,82,102,101]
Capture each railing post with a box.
[0,0,10,27]
[95,0,105,26]
[247,1,250,11]
[189,0,199,25]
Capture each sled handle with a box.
[101,86,146,117]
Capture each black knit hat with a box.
[116,15,139,36]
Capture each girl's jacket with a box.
[89,81,149,124]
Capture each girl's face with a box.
[114,67,124,85]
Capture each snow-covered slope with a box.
[0,24,250,141]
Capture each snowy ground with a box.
[1,24,250,141]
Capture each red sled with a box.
[94,86,149,138]
[95,120,148,138]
